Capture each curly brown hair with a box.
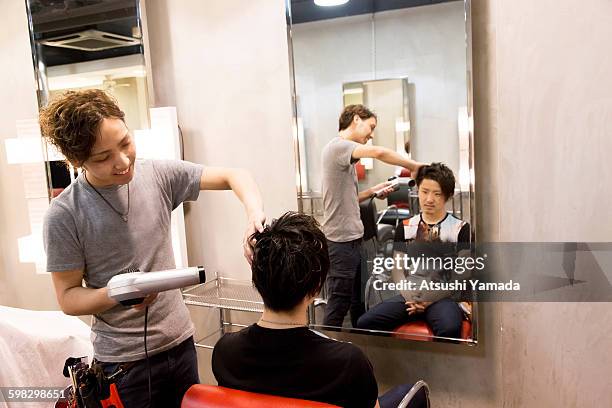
[338,104,377,131]
[39,89,125,166]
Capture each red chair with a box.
[393,320,434,341]
[393,319,472,341]
[355,162,366,181]
[182,385,340,408]
[51,188,65,198]
[398,168,411,178]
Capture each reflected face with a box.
[354,116,377,144]
[418,178,447,217]
[81,118,136,187]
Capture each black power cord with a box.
[144,306,152,407]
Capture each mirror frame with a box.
[285,0,478,345]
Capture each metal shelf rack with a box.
[183,275,263,349]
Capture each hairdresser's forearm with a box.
[59,286,117,316]
[227,169,264,218]
[358,189,375,202]
[377,148,421,172]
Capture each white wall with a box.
[292,1,467,191]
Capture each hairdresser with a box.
[41,89,264,408]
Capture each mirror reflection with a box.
[288,0,476,344]
[25,0,150,199]
[342,78,413,192]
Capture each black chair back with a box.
[359,199,378,241]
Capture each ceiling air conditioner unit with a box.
[39,29,140,52]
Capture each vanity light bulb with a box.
[314,0,349,6]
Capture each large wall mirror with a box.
[286,0,477,344]
[25,0,151,199]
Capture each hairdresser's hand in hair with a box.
[133,293,158,311]
[405,301,431,315]
[409,162,425,179]
[243,209,266,265]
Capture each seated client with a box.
[212,212,423,408]
[357,163,470,338]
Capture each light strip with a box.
[343,88,364,95]
[314,0,349,6]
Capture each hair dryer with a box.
[107,266,206,306]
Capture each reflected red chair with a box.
[398,168,411,178]
[393,319,472,341]
[181,385,340,408]
[355,162,366,181]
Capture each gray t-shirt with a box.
[43,159,204,362]
[321,137,364,242]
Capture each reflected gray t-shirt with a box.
[43,159,203,363]
[321,137,363,242]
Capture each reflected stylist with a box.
[321,104,423,327]
[40,90,265,407]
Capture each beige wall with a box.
[145,0,298,281]
[2,0,612,406]
[487,0,612,406]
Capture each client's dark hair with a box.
[250,212,329,312]
[415,162,456,200]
